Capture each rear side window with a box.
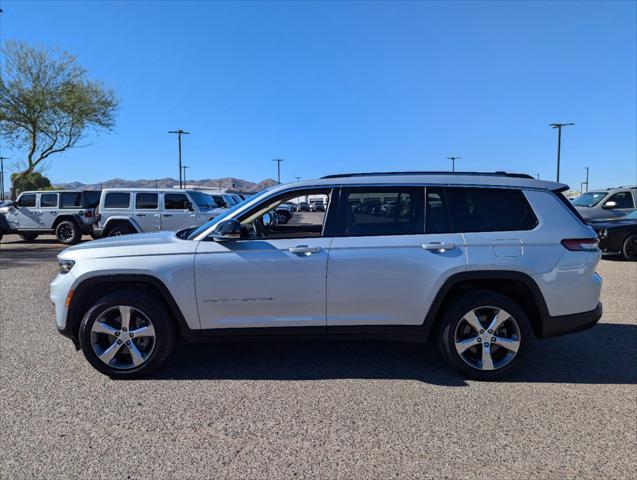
[104,192,131,209]
[606,191,635,209]
[336,187,424,236]
[136,193,158,209]
[17,194,36,207]
[40,193,58,208]
[164,193,189,210]
[446,187,538,233]
[61,192,82,208]
[425,187,452,233]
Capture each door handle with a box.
[163,214,172,217]
[422,242,456,252]
[288,245,322,255]
[136,213,146,217]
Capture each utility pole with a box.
[273,159,284,184]
[182,165,189,188]
[0,156,8,202]
[447,156,461,173]
[584,166,589,192]
[549,123,574,182]
[294,176,301,182]
[168,129,190,188]
[535,173,540,180]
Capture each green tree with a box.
[10,171,52,194]
[0,40,119,198]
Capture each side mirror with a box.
[212,219,241,241]
[602,201,617,209]
[185,201,194,211]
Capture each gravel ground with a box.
[1,234,636,479]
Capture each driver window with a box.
[239,189,332,240]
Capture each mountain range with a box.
[53,177,278,193]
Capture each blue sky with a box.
[1,0,635,190]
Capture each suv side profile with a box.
[51,172,602,380]
[94,188,226,237]
[0,190,100,244]
[572,186,637,221]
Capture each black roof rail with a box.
[320,171,535,180]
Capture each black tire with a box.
[18,232,39,242]
[55,220,82,245]
[621,233,637,261]
[89,232,101,240]
[107,223,135,237]
[78,291,176,378]
[437,290,534,381]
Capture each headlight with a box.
[58,259,75,274]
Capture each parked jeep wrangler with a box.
[0,190,100,244]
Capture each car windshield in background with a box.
[572,192,607,207]
[188,191,217,209]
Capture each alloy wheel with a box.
[453,306,521,371]
[58,224,74,241]
[90,305,156,370]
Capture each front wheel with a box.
[622,234,637,261]
[78,292,176,378]
[437,291,534,380]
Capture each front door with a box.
[195,188,334,330]
[7,193,40,230]
[326,186,467,326]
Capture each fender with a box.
[103,216,142,233]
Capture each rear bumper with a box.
[540,302,602,338]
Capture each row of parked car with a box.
[1,184,636,260]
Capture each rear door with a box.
[161,193,195,231]
[326,186,466,327]
[134,192,161,231]
[39,193,59,228]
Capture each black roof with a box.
[321,171,535,180]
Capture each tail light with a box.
[561,238,599,251]
[84,209,93,218]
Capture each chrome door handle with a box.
[163,214,172,217]
[136,213,146,217]
[422,242,456,252]
[288,245,322,254]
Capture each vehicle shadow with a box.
[151,323,637,386]
[0,246,62,268]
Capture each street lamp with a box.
[273,159,284,183]
[447,156,461,173]
[168,129,190,188]
[549,123,574,182]
[0,156,8,202]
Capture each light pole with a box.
[584,166,589,192]
[549,123,574,182]
[294,176,301,182]
[168,129,190,188]
[535,173,540,179]
[182,165,189,188]
[447,156,461,172]
[0,156,8,202]
[273,159,284,183]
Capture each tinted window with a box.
[40,193,58,208]
[446,187,538,232]
[18,194,36,207]
[572,191,607,207]
[337,187,424,236]
[136,193,158,209]
[84,191,101,208]
[607,192,635,209]
[104,192,131,209]
[61,192,82,208]
[188,191,216,209]
[164,193,189,210]
[425,187,451,233]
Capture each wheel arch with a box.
[52,214,82,230]
[425,270,550,339]
[102,217,141,235]
[65,274,196,344]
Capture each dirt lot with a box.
[1,235,636,479]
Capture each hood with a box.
[59,231,197,260]
[588,218,637,229]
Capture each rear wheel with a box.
[55,220,82,244]
[18,232,39,242]
[107,223,135,237]
[621,234,637,261]
[437,291,533,380]
[78,292,176,378]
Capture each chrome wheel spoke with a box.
[119,306,131,331]
[455,336,480,354]
[487,309,508,332]
[481,343,494,370]
[462,311,483,334]
[127,342,146,367]
[129,324,155,338]
[92,321,119,336]
[493,336,520,353]
[99,340,124,364]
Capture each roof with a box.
[100,188,194,193]
[20,189,100,194]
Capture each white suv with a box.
[51,172,603,380]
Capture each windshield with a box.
[188,191,216,209]
[572,192,607,207]
[187,187,276,240]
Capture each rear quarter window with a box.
[446,187,538,232]
[61,192,82,208]
[104,192,131,209]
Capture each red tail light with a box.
[84,210,93,218]
[561,238,599,251]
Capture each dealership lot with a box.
[1,236,635,479]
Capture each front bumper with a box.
[540,302,603,338]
